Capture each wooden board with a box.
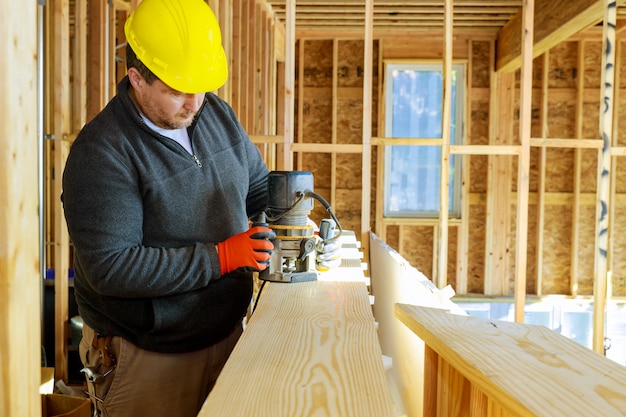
[198,280,395,416]
[395,304,626,417]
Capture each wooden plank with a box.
[536,52,549,297]
[369,233,465,417]
[423,346,438,417]
[437,0,452,289]
[291,143,363,153]
[247,0,257,133]
[1,1,40,415]
[231,0,242,115]
[53,0,71,383]
[513,0,534,322]
[218,0,233,102]
[239,0,249,128]
[73,0,88,130]
[496,0,625,72]
[296,39,304,169]
[593,0,617,354]
[608,40,623,300]
[198,281,396,416]
[361,0,374,261]
[572,40,586,297]
[394,304,626,417]
[484,71,514,296]
[456,40,473,296]
[281,0,295,170]
[331,39,338,210]
[87,0,108,121]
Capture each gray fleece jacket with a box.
[62,76,269,353]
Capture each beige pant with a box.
[79,322,242,417]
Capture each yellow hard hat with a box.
[124,0,228,94]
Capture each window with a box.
[384,63,465,218]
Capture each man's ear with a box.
[127,67,144,90]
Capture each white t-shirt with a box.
[141,115,193,155]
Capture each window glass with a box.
[384,63,464,218]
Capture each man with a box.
[62,0,274,416]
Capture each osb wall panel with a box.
[469,100,488,193]
[580,147,598,193]
[471,41,490,89]
[337,154,362,189]
[541,205,572,294]
[545,148,575,192]
[548,42,578,89]
[613,205,626,296]
[577,204,596,295]
[618,97,626,147]
[385,225,399,252]
[447,226,458,289]
[468,204,486,293]
[506,203,538,294]
[337,95,364,144]
[295,39,380,246]
[401,226,434,279]
[302,39,333,87]
[583,41,603,89]
[337,40,365,88]
[302,95,332,143]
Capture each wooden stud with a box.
[332,39,338,209]
[456,41,472,295]
[436,0,453,289]
[239,0,249,128]
[593,0,617,353]
[296,39,304,169]
[231,0,242,116]
[362,0,374,251]
[571,40,586,297]
[52,0,71,382]
[281,0,295,170]
[513,0,534,322]
[536,52,549,296]
[484,63,514,296]
[87,0,108,121]
[1,1,40,414]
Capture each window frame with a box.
[382,60,466,219]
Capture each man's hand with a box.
[316,219,341,271]
[217,226,276,275]
[316,239,341,271]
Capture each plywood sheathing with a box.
[295,38,379,242]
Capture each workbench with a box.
[197,231,396,417]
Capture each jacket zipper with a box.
[192,154,203,167]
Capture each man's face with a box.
[129,68,205,130]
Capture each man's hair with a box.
[126,43,158,85]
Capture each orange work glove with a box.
[217,226,276,275]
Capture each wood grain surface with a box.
[395,304,626,417]
[198,280,395,416]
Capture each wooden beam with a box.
[513,0,534,323]
[436,0,453,289]
[362,0,374,257]
[593,0,617,355]
[496,0,625,72]
[572,41,586,297]
[535,52,549,297]
[52,0,71,383]
[484,71,514,296]
[87,0,108,121]
[281,0,295,170]
[1,1,40,415]
[332,39,338,210]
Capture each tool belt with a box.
[82,333,117,416]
